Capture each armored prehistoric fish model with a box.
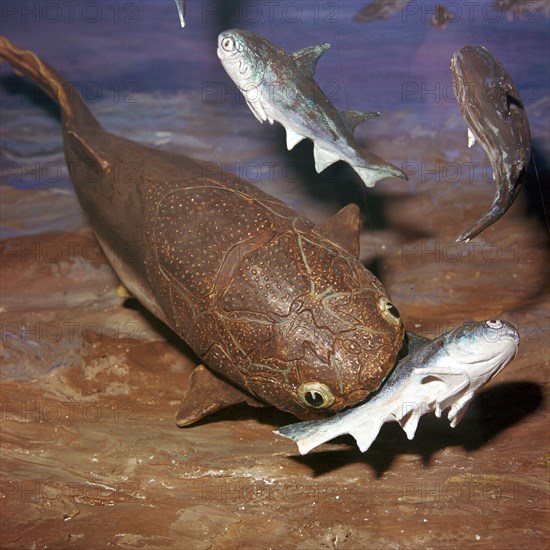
[451,45,531,242]
[276,320,520,454]
[217,29,407,188]
[0,36,405,425]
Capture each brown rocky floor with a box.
[1,131,548,548]
[1,2,549,545]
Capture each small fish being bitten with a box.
[276,320,519,454]
[217,29,407,188]
[451,45,531,243]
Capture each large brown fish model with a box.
[0,36,404,425]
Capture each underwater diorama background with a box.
[1,1,548,547]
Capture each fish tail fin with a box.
[274,420,347,455]
[455,205,505,243]
[352,155,408,188]
[0,35,101,131]
[275,415,385,455]
[456,166,527,242]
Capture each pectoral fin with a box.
[175,364,266,426]
[244,96,269,123]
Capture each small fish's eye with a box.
[222,37,234,51]
[486,319,503,329]
[378,296,401,326]
[298,382,335,409]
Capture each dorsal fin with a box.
[314,203,362,258]
[291,43,331,76]
[342,110,380,132]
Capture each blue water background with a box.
[1,0,548,191]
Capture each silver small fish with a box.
[217,29,407,188]
[451,45,531,242]
[275,320,519,454]
[174,0,185,28]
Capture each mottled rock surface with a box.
[1,1,548,548]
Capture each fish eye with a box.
[298,382,335,409]
[378,297,401,326]
[486,319,503,329]
[221,37,234,51]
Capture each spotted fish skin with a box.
[145,176,403,419]
[0,36,404,423]
[217,29,407,188]
[451,45,531,242]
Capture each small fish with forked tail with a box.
[451,45,531,242]
[275,320,519,454]
[217,29,407,188]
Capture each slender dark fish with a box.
[451,45,531,242]
[276,320,519,454]
[353,0,414,23]
[429,4,453,30]
[496,0,550,19]
[217,29,407,188]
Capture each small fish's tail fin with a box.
[275,415,385,454]
[455,203,506,243]
[274,420,347,455]
[0,35,101,131]
[353,153,408,188]
[455,162,528,242]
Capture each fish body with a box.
[276,320,519,454]
[353,0,414,23]
[429,4,453,30]
[0,36,404,424]
[451,45,531,242]
[217,29,407,188]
